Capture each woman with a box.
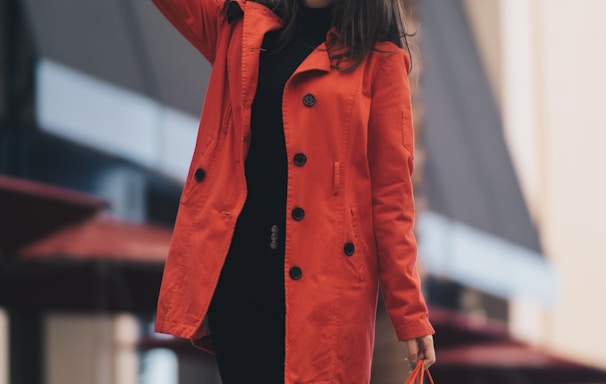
[151,0,436,382]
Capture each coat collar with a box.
[237,0,334,115]
[226,0,333,73]
[225,0,246,24]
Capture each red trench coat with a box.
[152,0,435,382]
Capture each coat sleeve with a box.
[151,0,223,63]
[368,50,435,342]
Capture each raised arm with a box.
[151,0,224,63]
[367,50,435,343]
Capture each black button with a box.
[194,168,206,182]
[294,153,307,166]
[303,94,316,107]
[289,266,303,280]
[292,207,305,221]
[344,242,355,256]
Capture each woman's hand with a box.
[405,334,436,370]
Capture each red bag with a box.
[404,359,435,384]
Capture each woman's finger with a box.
[420,335,436,368]
[405,338,419,362]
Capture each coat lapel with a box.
[236,0,335,131]
[240,1,282,118]
[291,40,333,75]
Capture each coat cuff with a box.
[392,315,436,342]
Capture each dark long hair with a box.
[225,0,414,72]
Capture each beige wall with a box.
[463,0,606,370]
[46,314,139,384]
[461,0,503,107]
[0,310,7,384]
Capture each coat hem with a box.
[155,318,197,338]
[155,318,216,355]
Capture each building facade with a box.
[463,0,606,370]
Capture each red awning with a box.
[427,308,606,383]
[0,175,106,253]
[437,342,578,368]
[0,215,172,312]
[429,307,509,347]
[18,214,172,263]
[0,177,172,313]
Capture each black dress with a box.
[207,4,333,383]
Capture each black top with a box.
[222,4,333,298]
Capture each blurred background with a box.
[0,0,605,383]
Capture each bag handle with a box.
[404,359,435,384]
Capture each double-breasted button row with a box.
[194,168,206,182]
[344,242,355,256]
[303,93,316,107]
[292,153,307,222]
[292,207,305,221]
[294,152,307,166]
[289,266,303,280]
[289,120,310,279]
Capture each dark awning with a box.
[417,0,554,304]
[22,0,210,115]
[21,0,210,178]
[419,0,540,252]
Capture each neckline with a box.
[299,3,334,16]
[299,3,334,26]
